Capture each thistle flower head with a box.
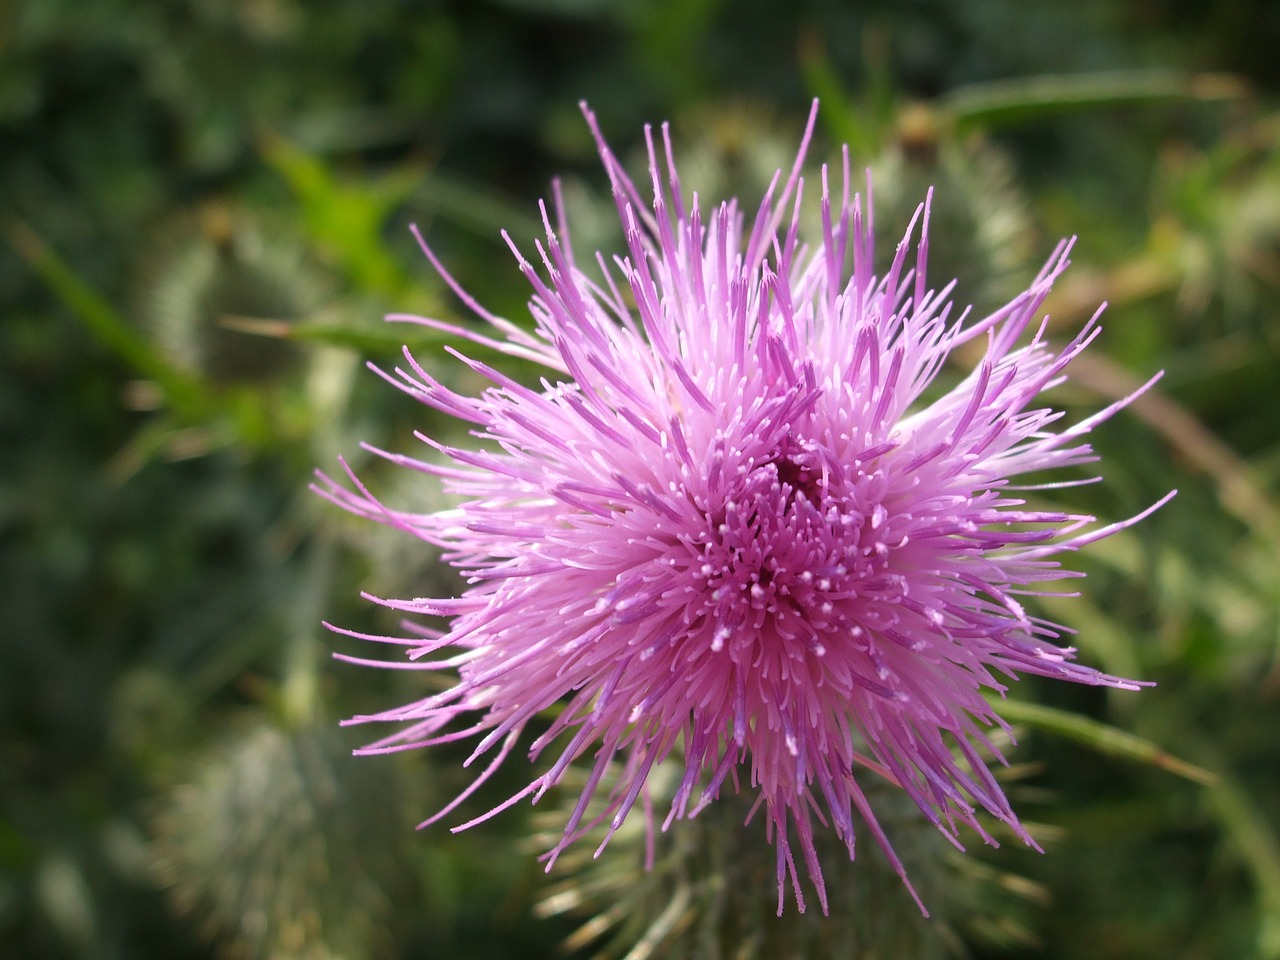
[317,101,1171,915]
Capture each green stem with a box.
[994,698,1217,787]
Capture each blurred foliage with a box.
[3,1,1279,958]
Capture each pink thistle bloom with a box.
[317,101,1173,916]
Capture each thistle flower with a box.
[317,101,1172,915]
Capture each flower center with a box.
[693,448,894,658]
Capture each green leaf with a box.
[218,314,474,358]
[261,136,424,300]
[799,32,889,159]
[943,70,1246,134]
[217,314,550,380]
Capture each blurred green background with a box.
[3,1,1279,957]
